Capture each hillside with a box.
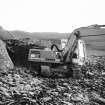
[11,31,70,40]
[0,26,70,40]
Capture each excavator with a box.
[28,24,105,78]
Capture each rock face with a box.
[0,39,14,70]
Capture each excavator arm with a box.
[62,31,80,63]
[50,31,80,63]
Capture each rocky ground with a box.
[0,56,105,105]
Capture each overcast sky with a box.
[0,0,105,32]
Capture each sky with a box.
[0,0,105,33]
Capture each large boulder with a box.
[0,39,14,70]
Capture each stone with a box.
[0,39,14,70]
[43,97,52,102]
[62,101,73,105]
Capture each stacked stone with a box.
[0,39,14,70]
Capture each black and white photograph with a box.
[0,0,105,105]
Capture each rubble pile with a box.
[0,67,89,105]
[0,56,105,105]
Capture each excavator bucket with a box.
[77,25,105,56]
